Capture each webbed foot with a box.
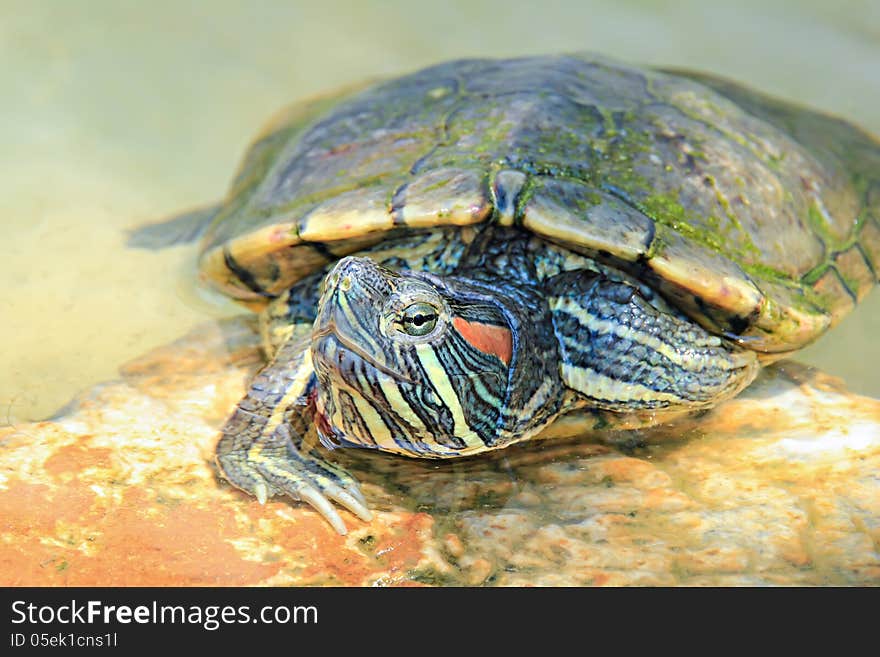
[215,325,372,534]
[217,422,372,534]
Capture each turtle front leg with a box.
[215,326,372,534]
[547,270,760,415]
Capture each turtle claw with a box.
[253,481,269,505]
[296,486,349,535]
[314,479,373,523]
[217,421,372,534]
[292,481,372,535]
[263,452,372,534]
[263,450,373,534]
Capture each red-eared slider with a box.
[133,54,880,534]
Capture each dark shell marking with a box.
[198,54,880,353]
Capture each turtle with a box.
[131,53,880,534]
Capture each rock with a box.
[1,316,878,586]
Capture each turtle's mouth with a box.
[312,323,414,384]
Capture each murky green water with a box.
[2,0,879,424]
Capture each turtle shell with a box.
[198,54,880,354]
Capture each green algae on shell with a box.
[185,53,880,354]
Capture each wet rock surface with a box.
[1,317,878,586]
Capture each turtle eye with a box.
[400,302,439,337]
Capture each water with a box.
[2,0,879,424]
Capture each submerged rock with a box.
[1,317,878,586]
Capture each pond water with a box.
[2,0,879,423]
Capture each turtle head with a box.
[311,256,519,456]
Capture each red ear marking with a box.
[452,317,512,366]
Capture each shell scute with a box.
[198,54,880,351]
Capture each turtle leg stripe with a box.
[214,326,371,534]
[547,270,759,411]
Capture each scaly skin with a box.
[128,56,880,533]
[216,228,757,533]
[215,322,372,535]
[198,55,880,353]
